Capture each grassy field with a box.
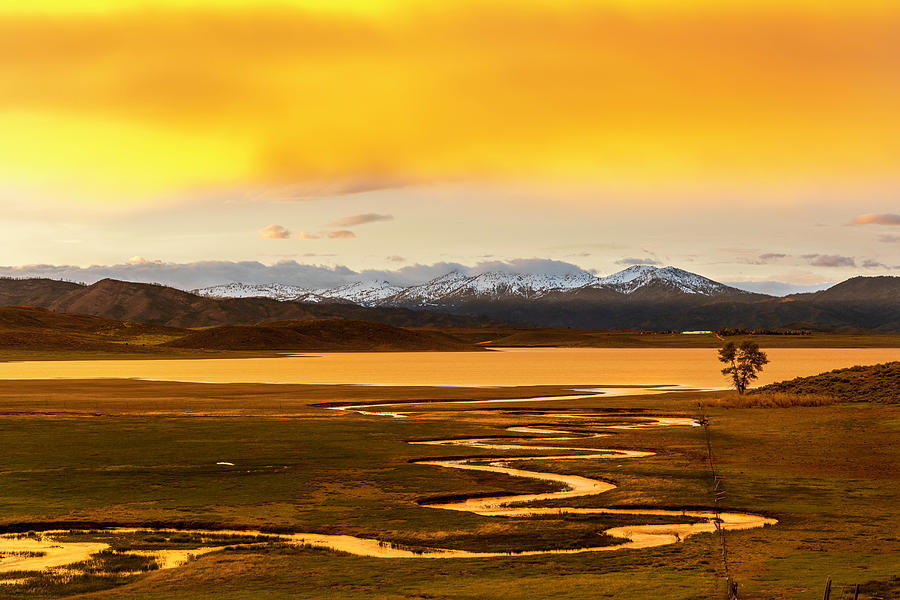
[0,381,897,599]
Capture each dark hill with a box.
[791,276,899,303]
[0,278,83,306]
[165,319,481,352]
[0,305,185,351]
[0,278,496,329]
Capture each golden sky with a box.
[0,1,897,286]
[2,0,899,205]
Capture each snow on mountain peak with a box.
[307,280,404,306]
[193,282,309,301]
[593,265,737,295]
[387,269,597,304]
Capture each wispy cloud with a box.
[755,252,788,264]
[258,224,291,239]
[328,213,394,227]
[879,234,900,243]
[294,230,320,240]
[386,255,405,263]
[325,230,356,239]
[861,259,893,269]
[616,257,661,266]
[804,254,856,267]
[851,213,900,226]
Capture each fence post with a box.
[822,577,832,600]
[852,583,860,600]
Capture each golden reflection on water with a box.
[1,347,897,387]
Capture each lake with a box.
[1,347,897,387]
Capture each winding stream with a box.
[1,388,776,578]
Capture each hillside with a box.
[0,278,84,306]
[0,305,185,352]
[0,278,496,329]
[791,276,899,303]
[753,362,900,403]
[165,319,481,352]
[0,306,483,355]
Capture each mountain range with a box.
[1,266,898,332]
[195,266,756,306]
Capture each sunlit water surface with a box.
[1,347,897,387]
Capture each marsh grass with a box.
[0,381,897,599]
[703,391,839,409]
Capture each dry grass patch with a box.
[702,392,838,409]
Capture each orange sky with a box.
[2,0,899,205]
[0,1,897,285]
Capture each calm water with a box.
[1,348,897,387]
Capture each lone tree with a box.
[718,341,769,394]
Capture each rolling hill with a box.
[0,305,184,352]
[0,278,496,329]
[165,319,481,352]
[753,362,900,403]
[0,306,482,354]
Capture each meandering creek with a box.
[1,386,777,581]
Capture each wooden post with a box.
[852,583,860,600]
[822,577,832,600]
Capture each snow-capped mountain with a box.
[191,265,751,308]
[384,271,471,305]
[193,282,309,301]
[588,265,745,296]
[385,270,597,305]
[302,280,405,307]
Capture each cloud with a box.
[328,213,394,227]
[324,230,356,239]
[268,177,416,201]
[467,258,594,277]
[0,258,591,290]
[803,254,856,267]
[258,224,291,239]
[6,3,900,205]
[386,255,405,263]
[861,259,891,269]
[293,230,320,240]
[755,252,788,264]
[127,256,163,265]
[851,213,900,226]
[615,257,661,266]
[878,234,900,243]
